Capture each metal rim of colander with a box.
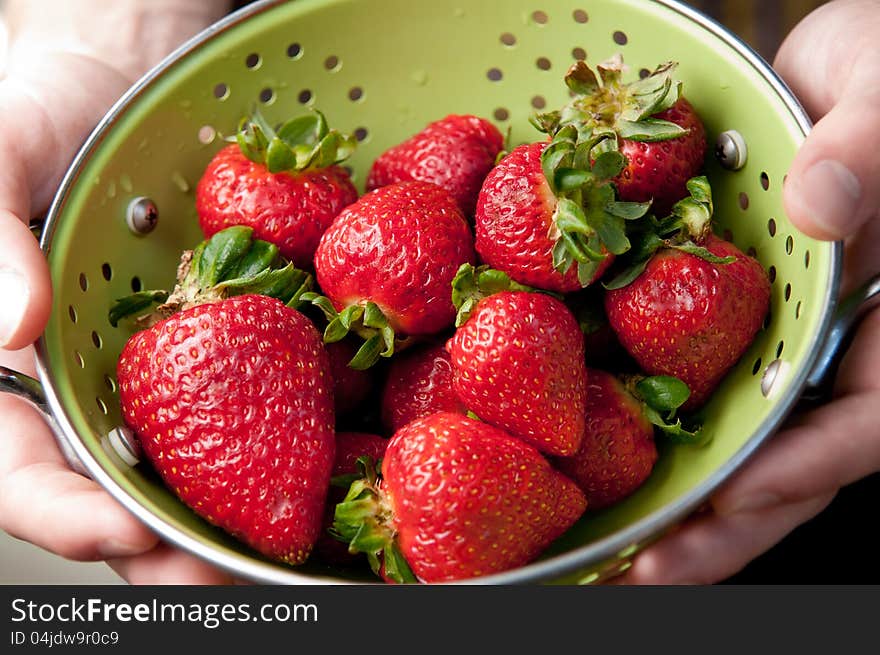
[34,0,842,585]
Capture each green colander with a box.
[2,0,878,585]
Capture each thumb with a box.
[0,213,51,350]
[774,0,880,241]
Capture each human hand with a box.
[0,0,235,583]
[617,0,880,584]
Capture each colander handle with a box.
[801,274,880,404]
[0,365,90,477]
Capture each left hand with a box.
[616,0,880,584]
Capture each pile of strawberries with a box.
[111,56,770,583]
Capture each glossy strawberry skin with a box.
[604,234,770,409]
[314,432,389,566]
[315,181,476,336]
[475,142,612,294]
[381,342,465,433]
[381,413,587,583]
[196,144,358,269]
[617,97,706,216]
[553,369,657,510]
[447,291,587,456]
[366,114,504,217]
[325,340,372,415]
[117,294,335,564]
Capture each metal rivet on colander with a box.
[126,197,159,235]
[761,359,791,399]
[107,426,141,466]
[715,130,748,170]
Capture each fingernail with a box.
[98,538,148,558]
[798,160,862,237]
[0,268,29,347]
[718,492,780,516]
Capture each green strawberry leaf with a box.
[642,405,708,446]
[602,258,650,290]
[108,290,169,327]
[451,263,537,326]
[564,60,601,95]
[616,118,688,142]
[670,242,736,264]
[591,150,627,181]
[635,375,691,413]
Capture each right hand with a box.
[0,1,235,584]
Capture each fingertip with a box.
[0,212,52,350]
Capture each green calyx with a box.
[108,226,313,327]
[534,55,686,144]
[331,456,417,584]
[451,263,539,327]
[233,108,356,174]
[626,375,707,445]
[540,124,651,286]
[302,294,398,370]
[603,176,736,290]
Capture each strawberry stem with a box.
[625,374,707,445]
[108,226,313,327]
[331,456,417,584]
[233,108,357,174]
[451,264,539,327]
[301,294,397,370]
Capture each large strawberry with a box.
[553,369,701,510]
[604,177,770,409]
[381,342,465,433]
[446,266,587,456]
[111,228,334,564]
[196,109,358,269]
[366,114,504,217]
[313,431,389,566]
[333,413,587,583]
[534,56,706,216]
[309,181,476,369]
[475,127,649,294]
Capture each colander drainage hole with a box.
[613,30,628,45]
[536,57,552,71]
[74,351,84,369]
[639,68,650,79]
[532,10,548,24]
[324,55,340,71]
[573,9,589,23]
[761,171,770,190]
[131,276,142,292]
[68,305,77,324]
[752,357,762,376]
[738,192,749,210]
[776,340,785,358]
[804,250,811,269]
[785,235,794,255]
[784,283,792,302]
[286,43,302,59]
[259,88,275,104]
[532,96,547,109]
[101,262,112,281]
[493,107,510,121]
[91,331,103,349]
[104,374,117,393]
[348,87,364,102]
[487,68,503,82]
[500,32,516,47]
[78,273,88,292]
[96,397,108,415]
[245,53,261,69]
[298,89,313,104]
[768,266,776,283]
[213,83,229,100]
[573,47,587,61]
[768,218,777,237]
[795,301,802,319]
[354,127,369,142]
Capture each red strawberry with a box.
[617,97,706,215]
[314,432,388,566]
[112,228,332,564]
[196,110,358,269]
[381,342,465,433]
[310,181,476,368]
[604,178,770,409]
[117,295,335,564]
[447,271,587,456]
[325,340,372,415]
[333,413,587,583]
[475,132,647,294]
[366,114,504,217]
[553,369,658,510]
[534,57,706,216]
